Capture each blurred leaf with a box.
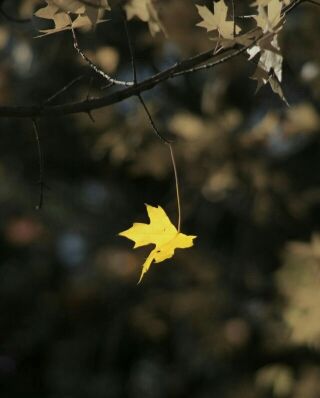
[277,234,320,346]
[124,0,166,36]
[256,365,293,397]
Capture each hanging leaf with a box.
[119,204,196,283]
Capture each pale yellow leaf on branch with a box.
[34,0,110,35]
[196,0,241,41]
[253,0,283,32]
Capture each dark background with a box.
[1,1,320,397]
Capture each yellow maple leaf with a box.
[119,204,196,283]
[196,0,241,41]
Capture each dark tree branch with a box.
[0,45,234,118]
[0,0,314,120]
[44,74,87,105]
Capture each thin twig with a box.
[44,74,87,105]
[214,32,221,54]
[100,82,115,90]
[122,8,137,84]
[173,43,250,77]
[70,22,134,87]
[32,119,45,210]
[137,94,169,143]
[235,14,256,19]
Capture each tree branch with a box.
[0,0,312,120]
[0,45,235,118]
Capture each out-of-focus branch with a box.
[0,0,30,23]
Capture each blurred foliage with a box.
[0,1,320,397]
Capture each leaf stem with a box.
[32,118,45,210]
[168,144,181,232]
[120,12,182,231]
